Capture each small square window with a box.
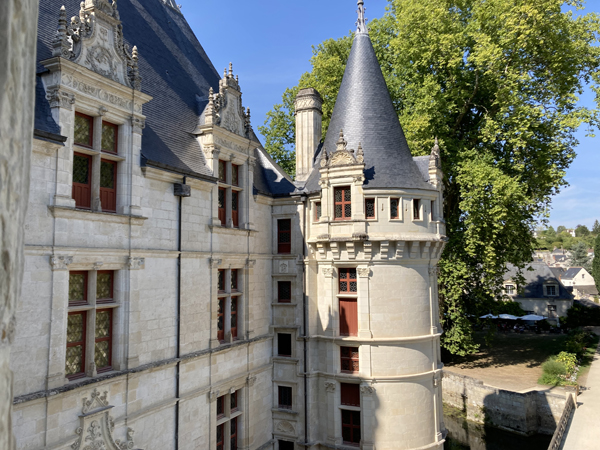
[278,386,293,409]
[341,346,359,373]
[277,333,292,357]
[279,440,294,450]
[339,268,358,293]
[278,281,292,303]
[504,284,515,295]
[365,198,375,219]
[546,285,557,296]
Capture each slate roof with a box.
[550,267,566,280]
[253,148,297,197]
[504,263,572,300]
[562,267,585,281]
[302,30,435,193]
[36,0,291,192]
[33,77,64,143]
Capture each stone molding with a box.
[247,375,257,387]
[210,259,222,269]
[48,206,148,226]
[208,390,220,402]
[276,420,296,435]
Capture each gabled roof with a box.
[504,263,572,300]
[253,148,297,197]
[302,18,435,192]
[562,267,584,280]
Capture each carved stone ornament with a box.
[360,384,375,395]
[208,390,220,402]
[276,420,296,434]
[246,259,256,268]
[247,375,257,387]
[82,388,109,414]
[46,87,76,110]
[429,265,440,276]
[130,116,145,134]
[357,267,370,278]
[51,1,142,90]
[51,255,74,271]
[127,257,145,270]
[279,262,289,274]
[60,74,142,113]
[71,414,136,450]
[210,258,222,269]
[93,262,104,270]
[322,130,363,167]
[322,267,333,278]
[324,381,336,392]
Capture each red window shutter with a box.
[339,298,358,336]
[341,383,360,407]
[72,152,92,209]
[99,159,117,212]
[277,219,291,254]
[218,188,226,225]
[232,191,239,228]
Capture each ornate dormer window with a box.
[216,159,242,228]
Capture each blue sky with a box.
[177,0,599,230]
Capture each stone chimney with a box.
[295,88,322,182]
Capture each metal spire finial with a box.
[356,0,368,34]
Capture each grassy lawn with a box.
[576,334,600,387]
[444,331,571,391]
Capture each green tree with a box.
[570,241,591,270]
[260,0,600,355]
[557,226,567,234]
[592,219,600,235]
[593,234,600,291]
[576,224,590,237]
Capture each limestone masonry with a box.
[11,1,447,449]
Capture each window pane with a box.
[391,198,399,219]
[316,202,322,220]
[278,281,291,302]
[65,345,84,376]
[231,390,238,411]
[67,314,84,343]
[69,273,86,304]
[344,189,351,202]
[232,191,239,211]
[217,396,224,417]
[232,164,239,186]
[74,114,92,147]
[231,299,238,329]
[344,204,352,218]
[413,199,420,219]
[231,269,238,291]
[218,160,226,183]
[95,340,110,369]
[335,189,342,203]
[97,272,113,300]
[278,333,292,357]
[73,154,90,184]
[100,161,115,189]
[95,311,110,338]
[218,188,225,209]
[365,198,375,218]
[101,122,117,153]
[218,270,225,292]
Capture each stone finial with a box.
[320,149,329,167]
[228,62,233,76]
[336,130,347,152]
[356,142,364,163]
[223,67,227,78]
[244,107,251,135]
[130,45,141,90]
[52,6,71,58]
[356,0,368,34]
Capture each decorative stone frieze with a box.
[324,381,336,392]
[246,259,256,268]
[127,257,145,270]
[360,385,375,395]
[82,388,108,414]
[50,255,74,271]
[322,267,333,278]
[276,420,296,434]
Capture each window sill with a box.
[339,405,361,412]
[49,206,147,226]
[272,407,299,415]
[209,225,258,236]
[273,357,299,364]
[272,302,297,307]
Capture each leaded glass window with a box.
[339,268,357,293]
[69,272,87,305]
[97,271,113,303]
[230,298,238,339]
[413,198,421,220]
[277,219,291,254]
[218,270,225,292]
[95,309,112,372]
[100,161,115,189]
[66,312,86,378]
[217,298,225,341]
[341,346,359,373]
[365,198,375,219]
[232,164,239,186]
[231,390,238,412]
[73,154,90,184]
[218,160,226,183]
[278,281,291,303]
[315,201,322,221]
[231,269,238,291]
[101,122,118,153]
[74,113,93,147]
[334,186,351,220]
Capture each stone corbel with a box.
[324,381,336,393]
[363,241,372,260]
[50,255,74,271]
[247,375,257,387]
[395,241,405,259]
[98,106,108,116]
[316,242,327,259]
[330,242,340,260]
[93,262,103,271]
[409,241,419,259]
[346,241,356,260]
[322,266,334,278]
[353,175,364,185]
[357,266,370,278]
[380,241,390,260]
[246,259,256,268]
[422,241,432,259]
[428,265,440,277]
[210,258,222,269]
[128,257,145,270]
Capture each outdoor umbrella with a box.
[479,314,498,319]
[498,314,518,320]
[519,314,546,321]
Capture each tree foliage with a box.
[593,234,600,291]
[593,219,600,235]
[260,0,600,355]
[570,241,591,270]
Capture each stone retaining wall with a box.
[442,370,567,435]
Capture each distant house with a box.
[565,229,577,237]
[503,262,573,319]
[560,267,598,300]
[551,248,570,267]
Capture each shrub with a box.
[555,352,578,375]
[538,319,551,331]
[538,373,561,386]
[541,359,567,377]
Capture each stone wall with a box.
[0,1,40,449]
[442,370,567,435]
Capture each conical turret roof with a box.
[309,3,434,191]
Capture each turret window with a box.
[365,198,375,219]
[413,199,421,220]
[339,268,357,293]
[334,186,352,220]
[390,198,400,219]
